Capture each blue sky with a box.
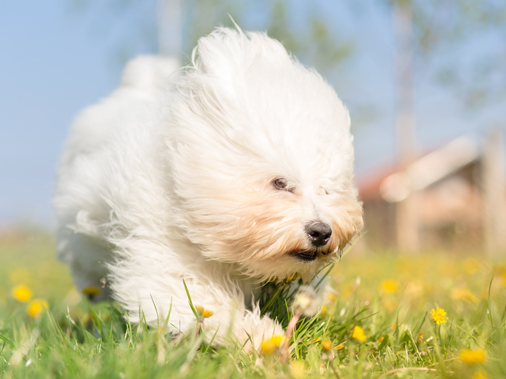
[0,0,504,227]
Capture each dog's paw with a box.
[238,313,284,352]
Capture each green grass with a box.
[1,229,506,378]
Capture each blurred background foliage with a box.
[69,0,506,112]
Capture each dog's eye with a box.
[273,178,288,190]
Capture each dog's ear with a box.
[192,27,246,96]
[192,27,290,96]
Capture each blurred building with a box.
[357,134,506,253]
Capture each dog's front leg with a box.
[177,278,285,351]
[109,255,284,350]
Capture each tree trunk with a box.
[393,0,419,253]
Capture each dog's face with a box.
[168,28,363,281]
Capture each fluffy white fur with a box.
[54,27,363,348]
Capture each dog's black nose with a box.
[305,221,332,247]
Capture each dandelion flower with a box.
[27,299,48,318]
[195,305,213,318]
[201,309,213,318]
[460,348,486,365]
[352,326,366,342]
[380,280,398,293]
[320,305,328,316]
[260,335,284,355]
[430,307,448,325]
[285,273,300,283]
[321,339,332,351]
[12,285,32,302]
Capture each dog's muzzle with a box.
[289,248,334,262]
[288,221,334,262]
[289,249,319,262]
[305,221,332,247]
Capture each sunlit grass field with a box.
[1,229,506,378]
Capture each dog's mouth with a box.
[289,249,320,262]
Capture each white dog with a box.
[54,27,362,348]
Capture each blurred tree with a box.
[183,0,352,74]
[69,0,353,77]
[69,0,505,112]
[381,0,506,108]
[69,0,369,128]
[360,0,506,252]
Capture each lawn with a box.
[1,229,505,378]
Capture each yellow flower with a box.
[352,326,366,342]
[285,273,300,283]
[260,335,284,355]
[81,286,101,296]
[201,310,213,318]
[12,285,32,302]
[321,339,332,351]
[195,305,213,318]
[451,287,478,303]
[430,308,448,325]
[460,348,486,365]
[320,305,328,316]
[27,299,48,318]
[380,280,398,293]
